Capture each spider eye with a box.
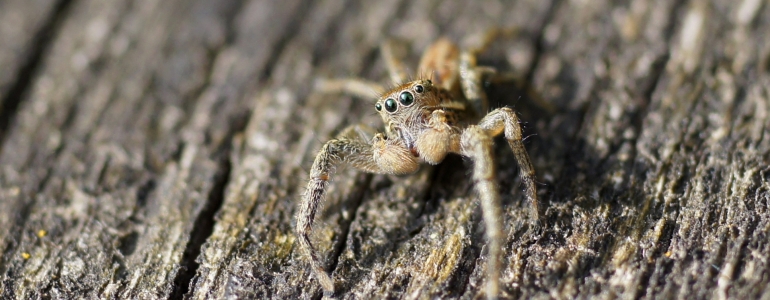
[375,103,382,111]
[399,91,414,106]
[426,79,432,85]
[414,85,424,93]
[384,98,397,112]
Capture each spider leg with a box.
[296,128,418,293]
[459,27,522,116]
[381,39,410,84]
[478,108,539,221]
[460,125,503,300]
[459,49,496,116]
[314,77,385,99]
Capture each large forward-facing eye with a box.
[399,91,414,106]
[384,98,397,112]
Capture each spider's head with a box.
[374,79,439,126]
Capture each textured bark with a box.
[0,0,768,299]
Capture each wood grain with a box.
[0,0,768,299]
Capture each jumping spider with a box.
[296,32,539,299]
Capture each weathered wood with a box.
[0,0,63,148]
[0,0,242,298]
[0,0,769,299]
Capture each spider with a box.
[295,31,539,299]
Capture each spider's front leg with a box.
[296,128,418,293]
[478,108,539,221]
[459,125,504,299]
[457,33,539,221]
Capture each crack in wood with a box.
[172,154,232,298]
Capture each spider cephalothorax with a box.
[374,79,470,165]
[296,33,539,299]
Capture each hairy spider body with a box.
[296,34,538,299]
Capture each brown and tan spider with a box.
[295,32,539,299]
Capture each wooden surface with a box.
[0,0,769,299]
